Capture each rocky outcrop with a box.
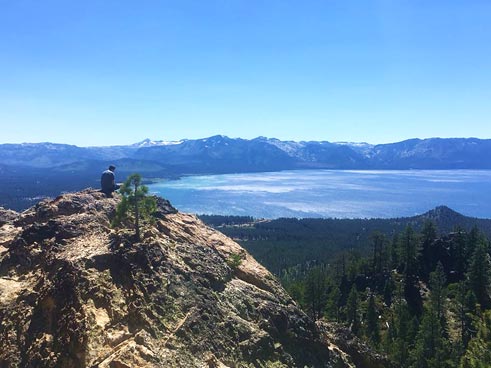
[0,189,357,367]
[317,322,396,368]
[0,207,18,225]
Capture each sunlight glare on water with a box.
[148,170,491,219]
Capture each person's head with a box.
[108,165,116,172]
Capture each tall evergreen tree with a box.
[304,266,327,320]
[411,262,450,368]
[325,283,341,322]
[389,233,400,270]
[460,310,491,368]
[399,226,424,315]
[383,276,395,306]
[466,227,482,265]
[399,226,421,280]
[421,221,437,279]
[430,262,448,327]
[454,281,477,354]
[346,285,360,335]
[467,241,491,309]
[452,229,467,280]
[370,231,386,274]
[366,293,381,346]
[391,291,412,367]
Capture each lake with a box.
[148,170,491,219]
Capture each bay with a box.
[147,170,491,219]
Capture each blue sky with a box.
[1,0,490,146]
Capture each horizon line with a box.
[0,135,490,148]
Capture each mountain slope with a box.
[0,190,391,367]
[415,205,491,233]
[370,138,491,169]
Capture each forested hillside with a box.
[200,207,491,274]
[202,211,491,367]
[282,225,491,367]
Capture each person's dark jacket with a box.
[101,169,116,194]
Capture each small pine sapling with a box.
[112,173,157,240]
[226,253,243,269]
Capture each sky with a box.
[1,0,491,146]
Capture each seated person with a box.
[101,165,120,195]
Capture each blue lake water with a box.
[148,170,491,219]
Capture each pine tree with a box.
[421,221,437,279]
[467,241,491,309]
[325,283,341,322]
[452,229,467,280]
[346,285,360,335]
[370,231,386,274]
[454,281,477,355]
[285,281,305,305]
[389,233,399,270]
[383,276,395,306]
[366,293,381,346]
[392,295,412,367]
[430,262,447,327]
[304,266,327,320]
[460,310,491,368]
[399,226,421,280]
[112,173,157,240]
[411,262,450,368]
[466,227,481,265]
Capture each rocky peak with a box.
[0,189,385,367]
[421,205,465,223]
[0,207,18,226]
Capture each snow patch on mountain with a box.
[133,138,184,147]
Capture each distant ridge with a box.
[2,136,491,171]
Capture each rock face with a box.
[0,189,356,367]
[317,322,397,368]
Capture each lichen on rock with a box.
[0,189,363,367]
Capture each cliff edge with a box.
[0,189,384,367]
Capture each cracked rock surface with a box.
[0,189,357,367]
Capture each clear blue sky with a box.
[1,0,490,146]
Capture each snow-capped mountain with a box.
[1,136,491,172]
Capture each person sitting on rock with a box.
[101,165,120,196]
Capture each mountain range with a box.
[2,136,491,210]
[2,136,491,173]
